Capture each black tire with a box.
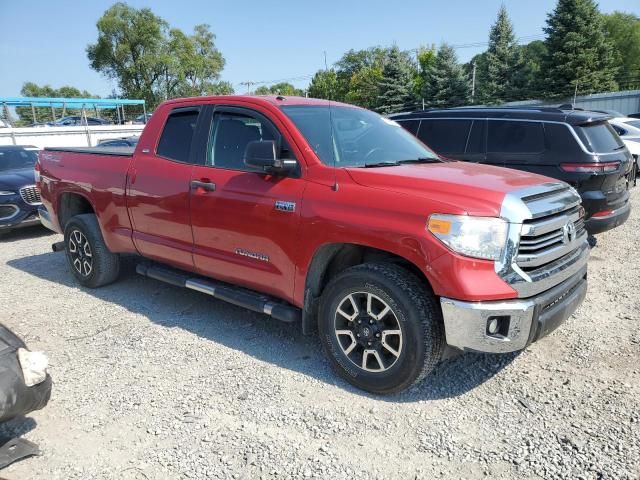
[64,214,120,288]
[318,262,444,395]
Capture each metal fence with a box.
[505,90,640,116]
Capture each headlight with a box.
[0,191,15,196]
[427,214,508,261]
[17,348,49,387]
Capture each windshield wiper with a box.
[363,157,440,168]
[396,157,440,164]
[363,161,400,168]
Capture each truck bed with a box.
[44,146,135,157]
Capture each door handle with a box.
[191,180,216,192]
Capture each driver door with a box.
[189,105,306,301]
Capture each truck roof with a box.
[162,95,356,109]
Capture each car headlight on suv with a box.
[427,214,508,261]
[0,191,16,196]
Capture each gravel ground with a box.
[0,190,638,480]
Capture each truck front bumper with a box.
[440,266,588,353]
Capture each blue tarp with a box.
[0,96,145,109]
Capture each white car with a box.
[608,117,640,185]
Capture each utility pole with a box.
[240,81,255,94]
[573,80,579,109]
[471,62,477,103]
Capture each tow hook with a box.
[51,241,65,252]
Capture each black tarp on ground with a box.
[0,324,51,424]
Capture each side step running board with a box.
[136,264,300,324]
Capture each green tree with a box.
[335,47,387,101]
[512,40,547,100]
[307,69,339,100]
[540,0,617,98]
[209,81,234,95]
[376,46,416,114]
[170,24,227,97]
[87,3,228,108]
[478,5,520,104]
[253,82,304,96]
[602,12,640,90]
[423,44,471,108]
[345,66,383,110]
[414,45,437,101]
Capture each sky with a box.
[1,0,639,98]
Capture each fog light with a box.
[486,316,510,338]
[488,318,499,334]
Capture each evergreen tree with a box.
[602,12,640,90]
[541,0,617,98]
[511,40,547,100]
[376,46,416,114]
[422,44,471,108]
[478,5,520,104]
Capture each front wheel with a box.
[318,263,444,394]
[64,214,120,288]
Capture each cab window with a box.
[156,107,201,162]
[207,111,295,172]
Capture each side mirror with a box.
[244,140,297,175]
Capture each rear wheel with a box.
[64,214,120,288]
[318,263,444,394]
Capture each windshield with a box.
[574,122,625,153]
[281,105,439,167]
[0,148,39,172]
[625,120,640,131]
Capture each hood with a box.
[0,168,36,191]
[346,161,553,217]
[622,137,640,156]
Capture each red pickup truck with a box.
[37,96,589,394]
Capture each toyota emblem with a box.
[562,222,576,244]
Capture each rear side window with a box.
[398,120,420,136]
[488,121,544,154]
[157,108,200,162]
[418,120,472,153]
[574,122,625,153]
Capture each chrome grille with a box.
[19,185,41,205]
[498,182,589,298]
[517,198,586,271]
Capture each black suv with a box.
[390,107,633,235]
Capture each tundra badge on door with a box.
[275,201,296,213]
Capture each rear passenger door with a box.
[486,120,546,169]
[127,106,201,270]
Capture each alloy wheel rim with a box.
[334,292,403,372]
[68,230,93,277]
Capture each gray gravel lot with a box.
[0,189,638,480]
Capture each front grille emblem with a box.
[562,221,576,244]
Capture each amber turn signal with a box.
[428,218,452,235]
